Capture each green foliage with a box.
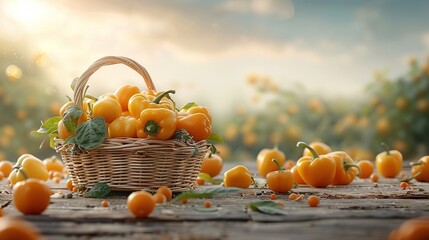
[31,116,61,148]
[63,104,83,133]
[83,182,111,198]
[75,117,107,150]
[0,40,63,161]
[248,201,288,215]
[197,173,223,185]
[218,57,429,161]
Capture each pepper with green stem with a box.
[136,90,177,140]
[296,141,336,188]
[266,159,294,193]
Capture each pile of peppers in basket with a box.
[57,84,212,142]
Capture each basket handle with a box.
[73,56,156,106]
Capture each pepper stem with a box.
[297,141,320,160]
[410,160,424,166]
[381,142,391,155]
[250,175,259,188]
[272,158,284,172]
[144,120,160,136]
[18,168,29,180]
[344,163,361,176]
[152,90,176,104]
[400,172,421,183]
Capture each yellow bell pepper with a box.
[223,165,253,189]
[411,156,429,182]
[329,151,360,185]
[181,106,212,123]
[9,154,49,185]
[303,141,332,156]
[256,146,286,178]
[128,90,175,119]
[108,116,138,138]
[375,142,403,178]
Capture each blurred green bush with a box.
[0,40,62,162]
[216,57,429,162]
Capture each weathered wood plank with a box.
[1,165,428,240]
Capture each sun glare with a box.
[4,0,49,25]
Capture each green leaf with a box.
[83,182,111,198]
[173,187,243,202]
[209,144,218,155]
[179,102,198,111]
[207,133,223,143]
[211,179,224,185]
[198,173,213,182]
[75,117,107,150]
[31,130,47,137]
[32,116,62,136]
[63,104,83,133]
[32,116,62,149]
[248,201,288,215]
[198,173,223,185]
[46,125,59,135]
[64,136,77,145]
[43,116,62,129]
[49,135,58,149]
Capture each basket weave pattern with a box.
[56,56,209,192]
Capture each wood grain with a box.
[1,164,428,240]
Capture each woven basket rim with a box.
[55,138,208,152]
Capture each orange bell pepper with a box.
[108,116,138,138]
[136,108,177,140]
[375,143,403,178]
[296,142,336,188]
[411,156,429,182]
[389,217,429,240]
[266,159,294,193]
[223,165,252,189]
[176,112,211,141]
[256,146,286,178]
[291,166,306,185]
[128,90,175,119]
[184,106,212,123]
[329,151,360,185]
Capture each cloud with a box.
[30,0,296,58]
[218,0,294,19]
[0,0,357,72]
[0,0,377,102]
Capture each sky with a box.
[1,0,429,115]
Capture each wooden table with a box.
[1,163,428,240]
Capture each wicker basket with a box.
[56,56,209,192]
